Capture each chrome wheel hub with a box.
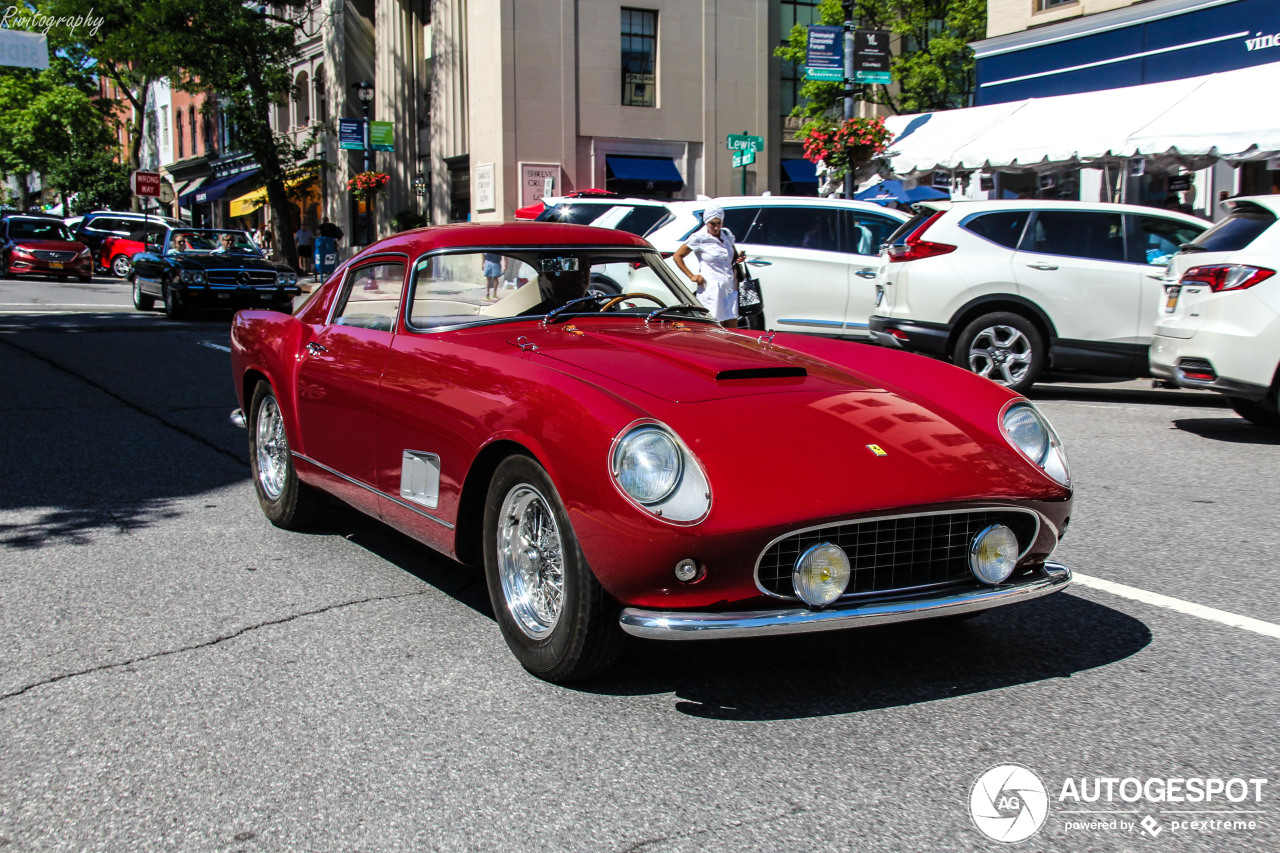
[497,484,565,639]
[255,396,289,500]
[968,325,1032,386]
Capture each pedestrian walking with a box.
[672,205,744,328]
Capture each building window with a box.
[1036,0,1077,9]
[189,107,198,155]
[621,8,656,107]
[176,119,184,159]
[160,105,169,150]
[778,0,820,118]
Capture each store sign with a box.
[369,121,394,152]
[338,118,364,150]
[519,162,561,208]
[1169,175,1192,192]
[805,25,844,81]
[854,29,892,84]
[474,162,495,213]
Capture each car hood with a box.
[14,239,86,252]
[533,323,883,403]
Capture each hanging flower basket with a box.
[347,171,390,201]
[800,117,893,184]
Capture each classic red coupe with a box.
[230,222,1073,682]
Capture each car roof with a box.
[917,198,1207,225]
[360,221,655,254]
[1223,195,1280,215]
[538,196,672,208]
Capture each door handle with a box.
[854,269,877,279]
[1026,263,1059,271]
[306,341,327,355]
[747,259,772,267]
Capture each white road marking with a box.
[198,340,231,353]
[1073,573,1280,640]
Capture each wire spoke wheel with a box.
[255,395,289,500]
[497,484,566,639]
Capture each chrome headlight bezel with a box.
[609,421,711,524]
[179,269,206,284]
[277,271,297,286]
[1000,400,1070,486]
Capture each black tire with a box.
[131,276,155,311]
[482,455,624,682]
[110,254,131,278]
[0,254,10,278]
[1227,395,1280,429]
[161,278,186,319]
[953,311,1045,394]
[56,274,68,281]
[78,274,92,283]
[247,381,323,530]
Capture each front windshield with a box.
[169,230,261,256]
[407,247,707,330]
[9,219,72,241]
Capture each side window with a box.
[331,261,406,332]
[106,218,135,237]
[722,207,759,242]
[614,206,670,236]
[409,252,540,328]
[1023,211,1126,263]
[1134,215,1204,266]
[748,207,839,251]
[842,212,901,256]
[962,211,1030,249]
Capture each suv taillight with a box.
[1180,264,1275,292]
[885,211,956,262]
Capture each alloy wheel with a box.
[967,324,1034,387]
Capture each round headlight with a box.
[793,543,851,607]
[613,427,682,505]
[969,524,1019,585]
[1001,402,1070,486]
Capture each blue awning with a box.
[191,169,260,205]
[781,158,818,183]
[605,156,683,190]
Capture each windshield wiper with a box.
[543,294,607,324]
[645,304,713,323]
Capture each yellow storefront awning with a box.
[228,174,317,218]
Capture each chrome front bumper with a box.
[618,561,1071,640]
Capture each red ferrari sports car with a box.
[230,222,1073,682]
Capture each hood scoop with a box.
[716,366,807,381]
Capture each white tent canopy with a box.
[884,60,1280,177]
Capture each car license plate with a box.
[1164,285,1180,313]
[49,261,63,269]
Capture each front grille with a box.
[207,269,278,286]
[756,509,1041,600]
[33,251,76,262]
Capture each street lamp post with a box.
[353,80,374,174]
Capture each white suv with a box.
[1150,195,1280,427]
[644,196,909,336]
[868,200,1207,392]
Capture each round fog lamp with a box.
[793,543,851,607]
[969,524,1019,585]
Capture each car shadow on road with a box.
[1028,382,1227,408]
[1171,417,1280,445]
[582,593,1149,720]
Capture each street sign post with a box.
[804,25,844,81]
[727,133,763,194]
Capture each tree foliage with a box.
[776,0,986,117]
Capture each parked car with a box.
[0,215,93,281]
[72,210,184,262]
[868,200,1208,393]
[533,196,677,236]
[514,188,622,220]
[644,196,910,337]
[1150,195,1280,427]
[99,222,175,278]
[129,228,300,319]
[229,221,1074,682]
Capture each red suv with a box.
[1,215,93,281]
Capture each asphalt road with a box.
[1,276,1277,852]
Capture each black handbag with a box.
[736,261,763,317]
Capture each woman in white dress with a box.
[673,206,744,328]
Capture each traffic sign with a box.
[732,150,756,168]
[727,133,764,154]
[131,170,161,197]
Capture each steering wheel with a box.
[600,292,666,312]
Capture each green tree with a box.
[776,0,986,118]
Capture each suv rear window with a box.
[536,204,607,226]
[884,209,936,249]
[614,206,671,237]
[961,211,1030,249]
[1187,205,1275,253]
